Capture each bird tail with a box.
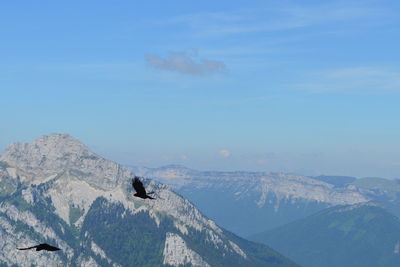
[147,191,155,194]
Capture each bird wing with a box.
[132,176,146,195]
[17,245,38,250]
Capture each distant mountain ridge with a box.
[311,175,357,187]
[0,134,297,267]
[132,165,400,236]
[131,165,370,236]
[132,165,368,205]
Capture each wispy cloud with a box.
[145,51,227,76]
[160,1,388,37]
[293,67,400,92]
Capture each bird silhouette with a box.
[132,176,155,199]
[17,243,61,251]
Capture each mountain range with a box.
[132,165,400,237]
[131,165,377,236]
[0,134,297,267]
[132,165,400,266]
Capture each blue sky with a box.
[1,0,400,178]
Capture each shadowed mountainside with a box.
[250,203,400,267]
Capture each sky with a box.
[1,0,400,178]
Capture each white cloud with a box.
[219,149,231,158]
[145,51,227,76]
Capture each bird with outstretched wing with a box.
[17,243,61,251]
[132,176,155,199]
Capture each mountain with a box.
[131,165,369,236]
[250,202,400,267]
[311,175,357,187]
[351,177,400,217]
[0,134,298,267]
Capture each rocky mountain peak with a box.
[1,133,91,168]
[0,134,130,190]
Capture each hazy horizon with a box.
[1,0,400,178]
[0,133,398,180]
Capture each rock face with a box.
[0,134,297,267]
[132,165,370,236]
[163,232,210,267]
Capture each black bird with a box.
[132,176,155,199]
[17,243,61,251]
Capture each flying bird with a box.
[132,176,155,199]
[17,243,61,251]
